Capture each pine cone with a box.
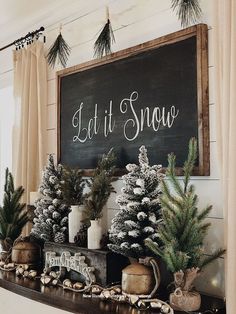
[54,232,65,243]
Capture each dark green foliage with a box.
[146,138,225,273]
[171,0,202,28]
[0,168,28,251]
[47,32,71,68]
[84,149,116,221]
[74,224,88,247]
[62,167,87,205]
[94,19,115,58]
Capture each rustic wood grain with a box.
[57,23,209,176]
[0,270,226,314]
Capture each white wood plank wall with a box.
[0,0,224,298]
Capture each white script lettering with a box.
[120,91,179,141]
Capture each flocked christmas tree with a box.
[108,146,164,258]
[145,138,225,277]
[31,155,70,243]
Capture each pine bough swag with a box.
[171,0,202,28]
[146,138,225,273]
[47,32,71,68]
[0,169,28,251]
[94,8,115,59]
[31,155,70,243]
[108,146,164,258]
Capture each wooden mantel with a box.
[0,271,226,314]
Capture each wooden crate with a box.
[44,242,129,286]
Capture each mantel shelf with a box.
[0,271,225,314]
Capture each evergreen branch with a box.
[47,33,71,68]
[94,19,115,58]
[166,153,185,198]
[199,222,211,234]
[165,247,179,272]
[145,239,163,258]
[183,137,197,192]
[84,149,117,220]
[171,0,202,28]
[161,180,183,209]
[180,218,194,244]
[160,197,177,216]
[198,205,212,221]
[62,167,86,205]
[200,249,226,270]
[184,226,202,250]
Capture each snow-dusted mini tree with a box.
[31,155,70,243]
[108,146,164,258]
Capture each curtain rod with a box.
[0,26,45,52]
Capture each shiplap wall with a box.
[0,0,224,298]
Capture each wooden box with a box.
[44,242,129,286]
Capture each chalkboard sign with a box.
[57,24,209,175]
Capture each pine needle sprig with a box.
[198,205,212,222]
[166,153,185,199]
[47,31,71,68]
[171,0,202,28]
[94,8,115,59]
[62,167,87,206]
[200,249,226,269]
[84,149,117,221]
[145,238,164,258]
[183,137,197,192]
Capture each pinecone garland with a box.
[54,232,66,243]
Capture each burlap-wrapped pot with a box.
[169,267,201,312]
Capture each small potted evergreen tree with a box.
[0,168,28,261]
[146,138,225,312]
[108,145,164,296]
[31,155,70,243]
[62,167,87,243]
[84,149,116,249]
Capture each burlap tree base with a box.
[169,268,201,312]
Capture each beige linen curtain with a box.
[13,41,47,211]
[213,1,236,313]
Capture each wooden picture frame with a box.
[57,23,209,176]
